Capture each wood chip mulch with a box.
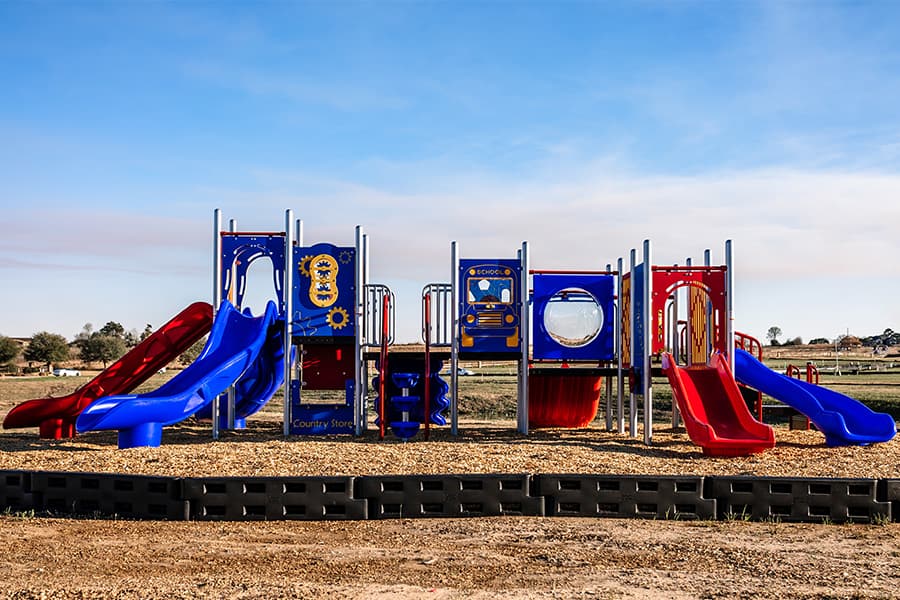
[2,418,898,479]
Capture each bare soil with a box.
[1,516,898,599]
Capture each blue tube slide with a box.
[76,300,278,449]
[733,348,896,446]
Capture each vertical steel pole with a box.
[704,249,712,360]
[685,257,693,365]
[642,239,653,445]
[616,257,625,434]
[725,240,735,373]
[361,232,370,432]
[226,219,237,431]
[628,248,637,438]
[450,241,459,436]
[283,210,294,437]
[603,262,613,430]
[212,209,222,441]
[518,241,530,435]
[354,226,364,435]
[296,219,303,247]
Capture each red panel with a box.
[3,302,213,438]
[651,268,727,355]
[528,373,602,428]
[302,344,356,390]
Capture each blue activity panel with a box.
[221,234,287,314]
[533,273,615,361]
[290,380,355,435]
[291,243,356,338]
[458,258,521,353]
[632,264,646,394]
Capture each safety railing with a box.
[421,283,452,347]
[363,284,394,348]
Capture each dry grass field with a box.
[1,348,900,599]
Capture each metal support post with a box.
[283,210,294,436]
[604,263,614,431]
[354,226,365,435]
[212,209,222,441]
[725,240,735,372]
[226,219,237,431]
[517,241,530,435]
[642,240,653,445]
[628,249,637,438]
[616,257,625,434]
[450,241,459,436]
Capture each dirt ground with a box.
[2,515,899,599]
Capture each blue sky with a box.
[2,1,899,345]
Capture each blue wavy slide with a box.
[195,319,290,428]
[734,348,896,446]
[77,300,278,449]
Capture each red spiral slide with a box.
[3,302,213,439]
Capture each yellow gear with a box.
[326,306,350,330]
[309,253,339,308]
[298,255,313,277]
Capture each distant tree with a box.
[24,332,70,368]
[79,335,127,368]
[123,329,140,348]
[74,323,93,344]
[178,336,207,366]
[839,335,862,349]
[766,326,782,345]
[139,324,154,342]
[0,336,20,365]
[98,321,126,339]
[782,336,803,346]
[809,337,830,345]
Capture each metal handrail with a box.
[422,283,452,347]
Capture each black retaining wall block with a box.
[0,470,33,514]
[182,476,366,521]
[535,474,715,520]
[706,476,890,523]
[881,479,900,523]
[30,472,185,520]
[6,470,898,524]
[357,474,544,518]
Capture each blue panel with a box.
[289,380,355,434]
[221,234,287,314]
[291,243,356,338]
[632,263,645,394]
[533,274,615,361]
[458,258,521,354]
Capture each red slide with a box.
[661,352,775,457]
[3,302,213,439]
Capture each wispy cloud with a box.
[182,61,410,112]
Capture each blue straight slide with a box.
[76,300,278,449]
[733,348,896,446]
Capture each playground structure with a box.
[3,210,896,453]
